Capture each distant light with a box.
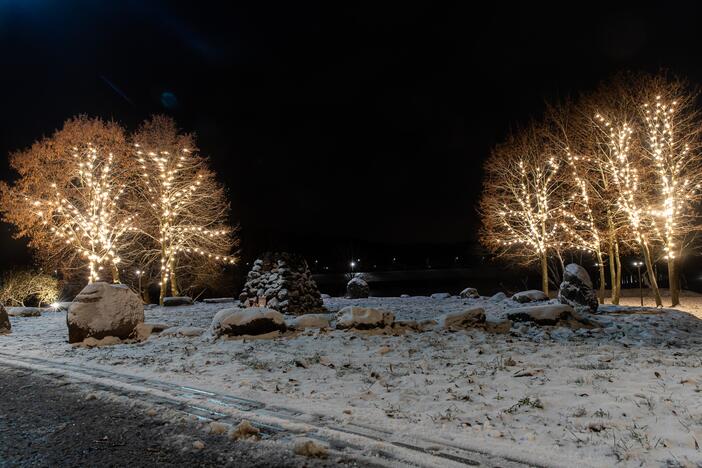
[350,261,356,268]
[50,302,60,309]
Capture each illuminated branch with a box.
[130,116,237,304]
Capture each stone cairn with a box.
[239,252,325,315]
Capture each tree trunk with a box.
[159,269,167,306]
[540,252,549,296]
[668,256,679,307]
[169,258,180,297]
[596,250,605,304]
[641,240,662,307]
[111,263,120,284]
[613,240,622,305]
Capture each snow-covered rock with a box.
[507,304,574,326]
[0,305,10,334]
[512,290,548,303]
[438,307,486,330]
[320,294,331,299]
[400,294,410,298]
[163,296,193,306]
[459,287,479,299]
[6,307,43,317]
[203,297,235,304]
[490,292,507,302]
[288,314,331,330]
[67,282,144,344]
[430,292,452,299]
[336,306,394,330]
[558,263,598,313]
[211,307,286,337]
[346,277,369,298]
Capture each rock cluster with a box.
[0,305,10,334]
[346,277,369,298]
[559,263,599,313]
[239,252,325,315]
[67,282,144,344]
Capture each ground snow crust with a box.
[2,295,702,466]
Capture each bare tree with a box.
[479,124,567,294]
[634,75,702,306]
[0,116,138,284]
[0,270,59,307]
[130,116,238,304]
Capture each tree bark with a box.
[169,257,180,297]
[596,250,605,304]
[111,263,120,284]
[540,252,549,296]
[641,240,662,307]
[613,240,622,305]
[668,256,679,307]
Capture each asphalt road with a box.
[0,363,358,467]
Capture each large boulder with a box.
[67,282,144,344]
[163,296,193,307]
[346,277,369,299]
[212,307,286,337]
[0,305,10,334]
[336,306,394,330]
[512,290,548,303]
[239,252,325,315]
[459,287,479,299]
[558,264,599,313]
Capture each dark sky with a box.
[2,1,702,269]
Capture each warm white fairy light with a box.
[30,143,135,282]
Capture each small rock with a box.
[507,304,574,326]
[438,308,486,330]
[346,277,370,299]
[192,440,205,450]
[160,326,206,337]
[430,292,452,299]
[293,438,328,458]
[229,420,260,440]
[459,287,479,299]
[288,314,331,330]
[336,306,394,330]
[207,421,229,435]
[162,296,194,307]
[512,290,548,303]
[490,292,507,302]
[211,307,286,337]
[5,307,43,317]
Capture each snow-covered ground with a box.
[2,294,702,467]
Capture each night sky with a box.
[3,2,702,272]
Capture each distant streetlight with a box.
[136,269,143,301]
[633,261,644,306]
[350,261,356,273]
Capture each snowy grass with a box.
[2,294,702,466]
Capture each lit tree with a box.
[593,111,664,306]
[547,102,608,303]
[0,269,59,307]
[0,116,137,284]
[130,116,237,304]
[635,76,702,306]
[479,125,566,294]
